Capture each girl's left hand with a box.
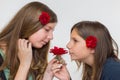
[43,59,57,80]
[52,62,71,80]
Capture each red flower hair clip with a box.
[86,36,97,48]
[39,11,50,25]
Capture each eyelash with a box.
[45,29,50,32]
[73,39,78,42]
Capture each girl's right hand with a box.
[52,62,71,80]
[15,39,32,80]
[18,39,32,66]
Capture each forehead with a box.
[71,29,79,36]
[71,29,85,41]
[44,23,57,28]
[71,29,81,38]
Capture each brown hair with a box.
[71,21,118,80]
[0,1,57,80]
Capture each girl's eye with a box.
[74,40,77,42]
[73,39,78,42]
[45,29,50,32]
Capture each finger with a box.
[24,40,29,48]
[52,68,61,73]
[18,39,24,49]
[19,39,25,49]
[57,64,62,68]
[52,64,63,70]
[18,39,21,49]
[28,42,32,50]
[49,58,57,64]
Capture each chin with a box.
[33,44,43,48]
[71,58,76,61]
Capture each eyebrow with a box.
[71,36,77,39]
[46,25,52,28]
[45,26,55,31]
[71,35,81,40]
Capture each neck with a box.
[83,55,94,67]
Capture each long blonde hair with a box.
[0,1,57,80]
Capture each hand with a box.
[18,39,32,66]
[15,39,32,80]
[43,59,57,80]
[52,62,71,80]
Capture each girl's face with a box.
[28,23,57,48]
[66,29,94,64]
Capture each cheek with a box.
[73,45,88,59]
[70,45,82,58]
[79,44,88,53]
[29,31,45,41]
[29,29,46,41]
[28,34,41,44]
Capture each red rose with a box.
[39,12,50,25]
[50,46,68,55]
[86,36,97,48]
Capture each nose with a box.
[47,32,53,40]
[66,42,71,49]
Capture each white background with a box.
[0,0,120,80]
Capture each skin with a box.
[15,22,57,80]
[52,63,70,80]
[43,59,58,80]
[51,29,95,80]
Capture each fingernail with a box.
[58,64,62,68]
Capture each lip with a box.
[41,42,46,45]
[69,52,72,54]
[43,41,49,45]
[69,51,74,55]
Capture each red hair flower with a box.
[50,46,68,64]
[86,36,97,48]
[39,11,50,25]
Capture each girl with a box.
[52,21,120,80]
[0,1,57,80]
